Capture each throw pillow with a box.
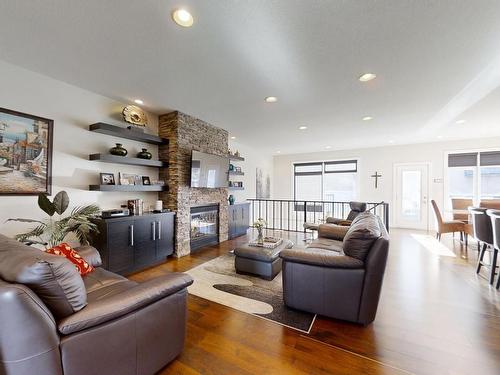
[343,212,381,261]
[46,243,94,276]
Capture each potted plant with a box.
[7,191,100,248]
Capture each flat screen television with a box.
[190,151,229,188]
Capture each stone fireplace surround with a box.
[158,111,229,257]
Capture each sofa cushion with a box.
[46,243,94,276]
[342,212,381,261]
[318,224,349,241]
[0,234,87,319]
[83,267,131,295]
[280,248,364,268]
[306,238,344,252]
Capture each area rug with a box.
[185,253,316,333]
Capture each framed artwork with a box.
[119,172,137,185]
[100,173,115,185]
[142,176,151,185]
[0,108,53,195]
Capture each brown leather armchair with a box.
[0,235,193,375]
[326,201,367,226]
[280,212,389,326]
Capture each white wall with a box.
[228,140,273,203]
[273,138,500,229]
[0,60,159,238]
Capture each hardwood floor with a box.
[130,229,500,375]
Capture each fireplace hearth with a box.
[190,204,219,251]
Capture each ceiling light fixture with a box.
[276,151,281,154]
[455,119,466,124]
[172,9,194,27]
[265,96,278,103]
[437,135,443,139]
[134,99,144,105]
[325,146,332,149]
[359,73,377,82]
[388,140,395,144]
[230,136,236,140]
[362,116,373,121]
[298,126,307,130]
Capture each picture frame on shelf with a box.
[100,173,115,185]
[119,172,137,185]
[142,176,151,185]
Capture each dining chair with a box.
[486,209,500,289]
[480,200,500,210]
[431,200,465,241]
[451,198,472,222]
[469,207,496,285]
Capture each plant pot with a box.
[137,148,152,159]
[110,143,128,157]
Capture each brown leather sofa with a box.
[0,234,193,375]
[280,212,389,325]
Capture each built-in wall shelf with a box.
[89,123,168,145]
[229,155,245,161]
[89,153,167,168]
[228,186,244,190]
[228,170,244,176]
[89,185,167,192]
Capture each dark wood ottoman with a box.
[234,239,294,280]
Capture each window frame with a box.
[293,159,359,202]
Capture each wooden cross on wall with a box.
[371,171,382,189]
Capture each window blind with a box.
[480,151,500,166]
[448,153,478,167]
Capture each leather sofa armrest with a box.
[318,223,349,240]
[58,273,193,335]
[73,245,102,267]
[280,248,364,269]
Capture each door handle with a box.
[157,221,161,240]
[152,222,156,241]
[129,224,134,246]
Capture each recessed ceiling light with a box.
[455,119,466,124]
[359,73,377,82]
[172,9,194,27]
[230,136,236,140]
[134,99,144,105]
[276,151,281,154]
[388,140,395,144]
[265,96,278,103]
[298,126,308,130]
[437,135,443,139]
[325,146,332,149]
[362,116,373,121]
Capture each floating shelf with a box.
[228,170,244,176]
[89,185,167,192]
[89,123,168,145]
[228,186,244,190]
[89,154,167,168]
[229,155,245,161]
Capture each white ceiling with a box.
[1,0,500,154]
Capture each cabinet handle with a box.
[152,222,156,241]
[157,221,161,240]
[129,224,134,246]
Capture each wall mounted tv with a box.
[190,151,229,188]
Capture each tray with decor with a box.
[249,236,283,249]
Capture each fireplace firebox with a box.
[190,204,219,251]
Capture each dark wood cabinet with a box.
[91,212,175,275]
[228,202,250,239]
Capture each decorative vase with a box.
[257,228,264,245]
[137,148,152,159]
[110,143,128,157]
[228,194,235,205]
[229,163,235,171]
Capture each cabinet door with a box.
[107,221,134,274]
[228,206,236,239]
[242,204,250,234]
[133,218,157,267]
[156,214,174,259]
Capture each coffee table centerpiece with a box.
[253,217,266,245]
